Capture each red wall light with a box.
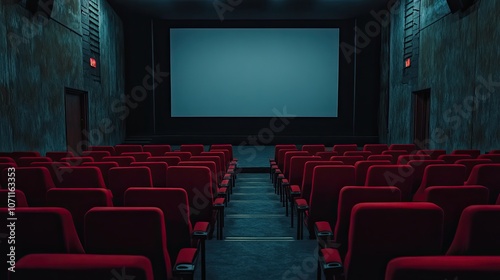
[90,57,97,68]
[405,58,411,68]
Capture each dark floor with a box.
[203,173,318,280]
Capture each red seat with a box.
[315,151,338,161]
[46,188,113,243]
[114,144,143,155]
[147,156,181,166]
[58,166,106,189]
[108,167,153,205]
[121,152,153,162]
[413,164,467,201]
[465,163,500,204]
[354,160,392,185]
[386,256,500,280]
[166,151,192,161]
[12,254,154,280]
[344,151,372,160]
[407,159,446,193]
[81,162,119,187]
[0,157,15,164]
[417,149,447,159]
[388,144,416,153]
[330,155,364,165]
[422,185,489,251]
[455,158,493,178]
[88,145,116,156]
[451,149,481,158]
[143,144,172,156]
[365,165,415,201]
[367,154,394,162]
[84,207,174,280]
[10,151,41,161]
[0,189,28,207]
[382,150,408,163]
[301,144,325,155]
[315,186,401,258]
[211,144,236,162]
[1,167,55,206]
[489,150,500,154]
[0,207,84,277]
[178,160,226,202]
[297,161,344,206]
[447,205,500,256]
[397,154,431,164]
[60,157,94,166]
[478,154,500,163]
[101,156,135,166]
[81,151,111,161]
[30,162,71,187]
[180,144,205,156]
[438,154,473,164]
[332,144,358,156]
[362,144,388,155]
[130,162,168,187]
[17,156,52,167]
[45,151,74,162]
[318,202,443,280]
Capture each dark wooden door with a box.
[413,89,430,148]
[65,88,88,152]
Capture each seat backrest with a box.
[465,163,500,204]
[451,149,481,158]
[344,151,372,160]
[301,144,325,155]
[283,151,310,178]
[386,256,500,280]
[130,162,168,187]
[300,161,344,203]
[17,156,52,167]
[1,167,55,206]
[274,144,297,161]
[367,154,394,162]
[124,188,192,265]
[497,193,500,205]
[365,165,415,201]
[382,150,409,163]
[407,160,446,193]
[211,144,234,160]
[413,164,467,201]
[60,157,94,166]
[397,154,431,165]
[0,189,28,207]
[200,151,226,171]
[422,185,489,251]
[180,144,205,156]
[332,144,358,156]
[45,151,75,162]
[147,156,181,166]
[416,149,447,160]
[101,156,136,166]
[455,158,493,178]
[344,202,443,280]
[114,144,143,155]
[489,150,500,154]
[354,160,392,185]
[165,166,214,225]
[330,156,364,166]
[12,254,154,280]
[210,148,231,167]
[46,188,113,243]
[10,151,41,161]
[477,154,500,163]
[30,162,71,187]
[437,154,472,164]
[189,156,222,181]
[0,207,84,274]
[81,162,119,187]
[58,167,106,189]
[121,152,153,162]
[277,147,298,170]
[334,187,401,256]
[88,145,116,156]
[143,144,172,156]
[84,207,171,280]
[0,157,15,164]
[362,144,388,155]
[107,167,153,205]
[178,161,218,194]
[315,151,338,161]
[308,166,355,230]
[388,144,417,153]
[81,151,111,161]
[166,151,192,161]
[288,156,321,185]
[446,205,500,256]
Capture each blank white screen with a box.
[170,28,339,117]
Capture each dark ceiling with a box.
[107,0,390,20]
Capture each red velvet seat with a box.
[438,154,472,164]
[16,156,52,167]
[121,152,153,162]
[386,256,500,280]
[362,144,388,155]
[147,156,181,166]
[397,154,431,164]
[114,144,143,155]
[382,150,408,163]
[413,164,467,201]
[180,144,205,156]
[354,160,392,185]
[11,254,154,280]
[330,155,364,165]
[178,160,228,203]
[318,202,443,280]
[81,161,119,187]
[417,149,447,159]
[143,144,172,156]
[60,156,94,166]
[489,150,500,154]
[58,166,106,189]
[451,149,481,158]
[367,154,394,162]
[478,154,500,163]
[88,145,116,156]
[81,151,111,161]
[10,151,41,161]
[0,189,28,207]
[421,185,489,251]
[388,144,416,153]
[130,162,168,187]
[296,161,344,206]
[455,158,493,178]
[315,151,338,160]
[102,156,136,166]
[45,151,74,162]
[465,163,500,204]
[365,165,415,201]
[30,162,71,187]
[447,205,500,256]
[46,188,113,243]
[301,144,325,155]
[0,157,15,164]
[344,151,372,160]
[332,144,358,156]
[1,167,55,206]
[407,159,446,193]
[211,144,236,163]
[108,166,153,205]
[165,151,192,161]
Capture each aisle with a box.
[204,173,317,280]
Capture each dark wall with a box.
[381,0,500,152]
[123,17,382,145]
[0,0,125,154]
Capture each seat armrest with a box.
[319,248,344,276]
[213,197,225,208]
[295,198,309,210]
[174,248,198,275]
[282,178,289,186]
[192,222,210,240]
[290,185,301,195]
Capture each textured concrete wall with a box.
[0,0,125,154]
[382,0,500,152]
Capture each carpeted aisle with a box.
[204,173,317,280]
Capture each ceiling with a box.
[107,0,390,20]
